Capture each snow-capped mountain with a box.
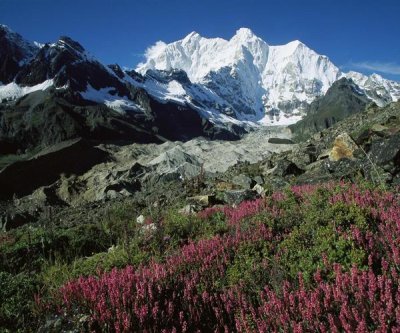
[346,71,400,106]
[137,28,400,124]
[0,29,142,111]
[1,24,400,136]
[0,25,243,152]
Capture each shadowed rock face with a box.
[0,139,110,199]
[14,36,130,95]
[148,98,244,141]
[369,133,400,167]
[0,87,242,155]
[0,25,38,84]
[0,32,244,154]
[0,89,161,154]
[290,78,370,140]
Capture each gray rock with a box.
[268,138,295,144]
[136,215,145,224]
[371,124,388,136]
[269,159,304,177]
[179,204,197,215]
[232,174,256,189]
[253,175,264,185]
[148,146,202,180]
[369,133,400,167]
[252,184,266,197]
[223,189,257,206]
[264,177,290,190]
[142,223,157,233]
[188,195,215,207]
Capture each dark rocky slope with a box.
[0,31,242,156]
[0,25,38,84]
[0,139,110,200]
[289,78,370,140]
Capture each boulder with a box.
[252,184,266,198]
[268,159,304,177]
[325,158,364,180]
[317,150,330,160]
[253,175,264,185]
[179,204,197,215]
[136,215,145,224]
[223,189,257,206]
[215,181,235,191]
[267,138,295,144]
[289,144,318,167]
[188,195,216,207]
[232,174,256,189]
[264,177,290,190]
[329,133,358,161]
[369,133,400,167]
[142,223,157,233]
[371,124,389,136]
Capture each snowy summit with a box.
[137,28,400,124]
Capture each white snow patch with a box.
[167,81,186,96]
[33,41,45,49]
[80,85,141,113]
[0,80,54,101]
[138,78,188,104]
[258,113,303,126]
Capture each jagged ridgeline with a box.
[1,24,400,155]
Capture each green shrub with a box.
[226,241,271,294]
[0,271,38,332]
[163,210,198,243]
[278,201,369,284]
[203,211,228,237]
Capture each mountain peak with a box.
[184,31,201,41]
[0,24,12,33]
[288,40,304,47]
[276,40,308,56]
[233,28,256,40]
[56,36,85,54]
[0,23,40,83]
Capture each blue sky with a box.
[1,0,399,80]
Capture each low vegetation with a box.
[2,181,399,331]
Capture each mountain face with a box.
[0,25,400,152]
[0,26,243,153]
[14,36,129,94]
[138,28,400,123]
[0,25,39,84]
[289,77,370,139]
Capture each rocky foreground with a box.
[1,98,400,332]
[1,100,399,232]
